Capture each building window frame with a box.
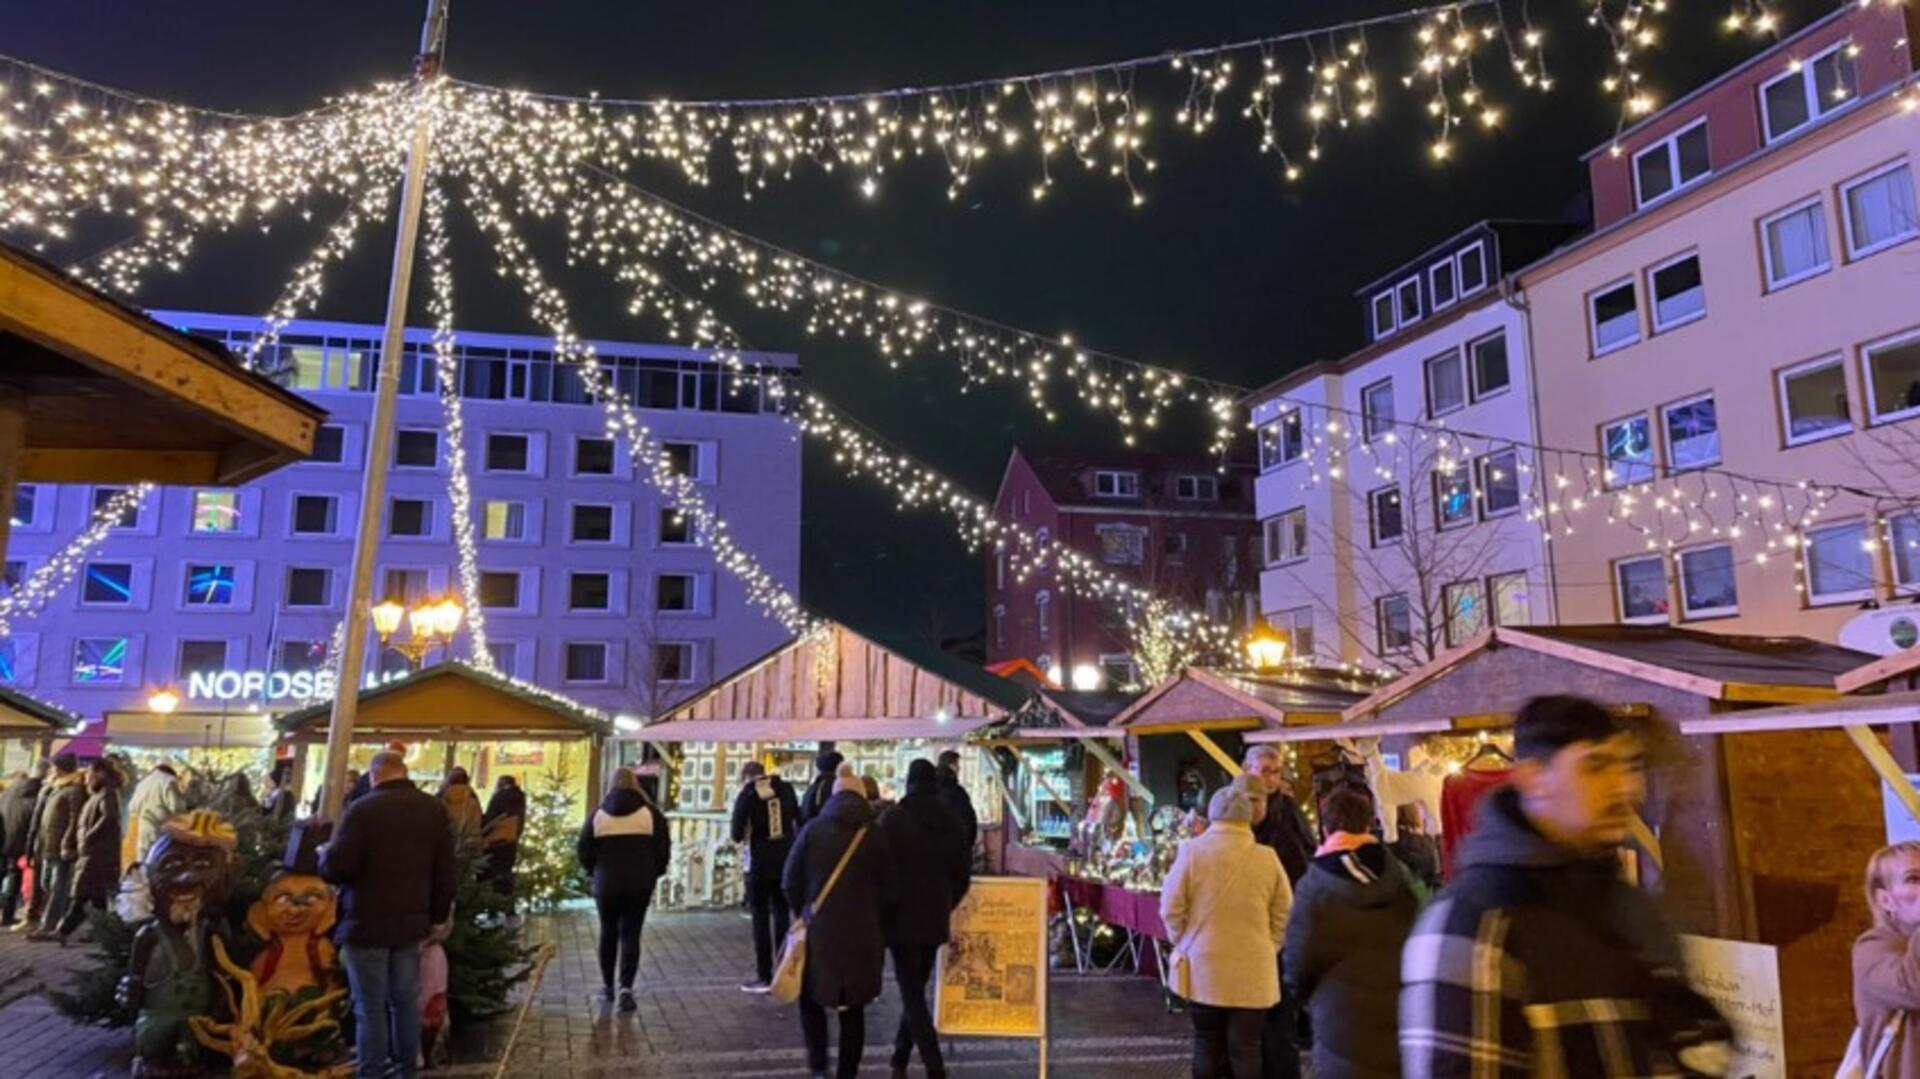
[1376,593,1414,656]
[1361,378,1395,443]
[1840,159,1920,261]
[1760,195,1832,291]
[1368,485,1404,546]
[1442,579,1487,648]
[1476,449,1521,520]
[1759,39,1858,145]
[1614,555,1671,624]
[1601,411,1655,489]
[288,492,344,538]
[1428,258,1459,312]
[1468,331,1511,402]
[1661,392,1722,472]
[1863,326,1920,426]
[1488,570,1531,627]
[1588,277,1642,356]
[1093,470,1141,499]
[1263,508,1308,566]
[1425,347,1467,419]
[1631,117,1711,209]
[1258,409,1305,471]
[1777,353,1853,447]
[1803,518,1877,606]
[1647,250,1706,334]
[1456,241,1489,296]
[482,431,536,475]
[1678,543,1740,621]
[1370,290,1397,339]
[1433,468,1473,531]
[562,641,612,685]
[283,566,334,609]
[392,428,441,470]
[1174,475,1219,501]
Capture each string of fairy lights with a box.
[0,485,154,638]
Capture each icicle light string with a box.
[0,484,154,637]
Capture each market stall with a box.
[631,619,1033,909]
[0,685,79,775]
[1298,624,1875,1075]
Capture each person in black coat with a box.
[934,750,978,854]
[730,760,800,991]
[481,774,528,913]
[797,750,843,825]
[0,763,46,926]
[783,775,895,1079]
[879,759,972,1079]
[52,760,124,942]
[320,750,457,1079]
[577,767,671,1011]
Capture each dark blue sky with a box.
[4,0,1775,643]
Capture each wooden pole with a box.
[1080,738,1154,806]
[1184,728,1242,776]
[1848,724,1920,826]
[318,0,449,821]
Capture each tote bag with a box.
[769,827,867,1006]
[1837,1012,1906,1079]
[1162,858,1245,1001]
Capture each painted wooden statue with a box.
[245,872,338,998]
[119,809,238,1079]
[191,935,350,1079]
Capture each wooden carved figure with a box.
[245,873,338,998]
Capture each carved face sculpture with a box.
[144,810,238,929]
[247,873,335,940]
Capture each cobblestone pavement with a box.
[0,906,1191,1077]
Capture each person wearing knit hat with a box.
[1162,772,1294,1078]
[799,750,846,826]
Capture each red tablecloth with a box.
[1053,874,1167,941]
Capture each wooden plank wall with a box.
[682,625,1000,722]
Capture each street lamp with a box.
[1244,630,1290,673]
[147,687,181,715]
[1069,663,1105,691]
[371,594,464,671]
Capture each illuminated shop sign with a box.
[187,669,337,703]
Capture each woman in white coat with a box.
[1160,774,1293,1078]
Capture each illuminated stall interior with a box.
[0,685,79,775]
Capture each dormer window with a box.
[1633,119,1710,208]
[1093,470,1140,498]
[1395,277,1422,326]
[1175,475,1219,501]
[1429,259,1458,311]
[1457,242,1488,295]
[1371,291,1397,339]
[1761,41,1857,144]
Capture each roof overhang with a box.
[0,685,81,736]
[275,662,612,741]
[1679,691,1920,736]
[1111,665,1364,733]
[628,716,998,743]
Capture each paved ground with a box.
[0,906,1191,1077]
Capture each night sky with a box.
[5,1,1778,645]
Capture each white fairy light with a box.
[0,484,154,636]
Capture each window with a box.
[1258,411,1305,469]
[380,568,429,605]
[1602,414,1654,488]
[1443,580,1487,647]
[189,490,241,534]
[291,494,340,536]
[394,429,438,468]
[1778,356,1851,445]
[1371,291,1397,338]
[487,641,520,678]
[1099,653,1139,686]
[2,559,22,595]
[388,498,432,538]
[485,433,531,473]
[1377,594,1414,654]
[1395,277,1421,326]
[1361,379,1395,442]
[310,425,346,464]
[72,637,128,684]
[1036,591,1051,642]
[656,573,695,612]
[479,571,520,610]
[1434,469,1473,530]
[1662,394,1720,471]
[1649,253,1705,331]
[81,562,133,605]
[569,572,613,612]
[0,639,19,685]
[1490,571,1530,626]
[1164,532,1189,559]
[1093,470,1141,498]
[483,500,528,542]
[278,640,328,674]
[564,642,610,684]
[92,487,139,529]
[9,484,37,529]
[570,504,615,544]
[1679,545,1739,619]
[1806,520,1875,603]
[177,640,228,680]
[992,604,1007,649]
[1175,475,1218,501]
[1477,450,1521,518]
[1891,513,1920,591]
[1457,242,1488,295]
[661,441,699,478]
[1633,120,1711,207]
[1369,486,1404,545]
[1263,509,1308,565]
[1469,333,1510,400]
[1425,349,1466,418]
[1271,607,1314,659]
[1762,197,1831,289]
[284,567,331,608]
[659,508,694,545]
[1866,330,1920,425]
[1615,556,1670,623]
[1590,280,1640,354]
[575,437,616,476]
[1097,524,1146,565]
[655,642,694,683]
[1761,43,1857,143]
[1842,163,1919,259]
[1429,259,1458,310]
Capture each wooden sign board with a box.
[935,875,1049,1042]
[1678,934,1786,1079]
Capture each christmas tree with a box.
[512,764,588,911]
[445,832,534,1025]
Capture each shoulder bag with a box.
[1837,1012,1906,1079]
[769,826,868,1005]
[1162,853,1246,1001]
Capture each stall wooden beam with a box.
[1847,724,1920,826]
[1627,814,1664,871]
[1081,738,1154,807]
[979,748,1028,831]
[1006,744,1076,818]
[1186,729,1242,776]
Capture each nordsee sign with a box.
[187,669,337,703]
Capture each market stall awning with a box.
[643,619,1032,744]
[0,684,80,738]
[0,243,326,486]
[274,662,613,742]
[1244,715,1455,743]
[1344,625,1865,722]
[1836,647,1920,695]
[1678,691,1920,735]
[1110,666,1367,735]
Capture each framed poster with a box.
[935,876,1048,1041]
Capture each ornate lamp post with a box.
[370,594,464,672]
[1244,630,1290,673]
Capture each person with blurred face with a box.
[1400,695,1730,1079]
[1851,841,1920,1078]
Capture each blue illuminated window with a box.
[81,563,133,605]
[0,640,16,684]
[72,637,127,683]
[185,564,237,606]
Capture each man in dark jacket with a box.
[731,761,800,993]
[0,762,47,926]
[480,774,528,915]
[1285,784,1419,1079]
[577,767,671,1011]
[33,753,86,935]
[321,750,456,1079]
[934,750,978,853]
[784,772,895,1079]
[1245,743,1313,1079]
[1400,696,1730,1078]
[879,759,971,1079]
[798,750,844,825]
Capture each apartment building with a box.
[985,447,1259,687]
[1246,221,1575,669]
[1517,1,1920,652]
[0,311,801,721]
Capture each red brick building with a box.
[985,447,1260,688]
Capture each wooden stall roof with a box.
[275,662,612,742]
[0,684,80,736]
[1837,646,1920,695]
[1679,690,1920,735]
[1110,666,1370,735]
[1,242,325,485]
[645,620,1032,743]
[1345,625,1868,721]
